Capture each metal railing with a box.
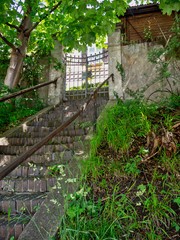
[0,74,114,180]
[0,79,57,103]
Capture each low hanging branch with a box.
[5,22,22,32]
[0,32,16,51]
[25,1,62,35]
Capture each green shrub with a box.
[0,85,47,132]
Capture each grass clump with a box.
[55,96,179,240]
[90,99,153,154]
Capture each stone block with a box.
[40,180,47,192]
[35,180,40,192]
[28,179,35,192]
[15,225,23,239]
[15,180,23,192]
[17,167,22,177]
[2,200,16,214]
[23,180,28,192]
[0,225,7,239]
[22,167,28,178]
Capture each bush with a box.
[0,84,47,132]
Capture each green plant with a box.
[90,99,154,156]
[48,164,65,177]
[147,15,180,99]
[143,21,153,41]
[123,156,141,177]
[0,85,47,132]
[116,61,125,83]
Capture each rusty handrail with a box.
[0,79,58,103]
[0,74,114,180]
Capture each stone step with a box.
[0,150,72,167]
[28,100,107,125]
[0,193,47,214]
[0,97,108,239]
[27,119,63,127]
[0,177,58,193]
[0,213,29,240]
[2,161,73,179]
[0,141,81,155]
[3,135,85,147]
[3,166,50,179]
[10,128,86,138]
[28,117,91,128]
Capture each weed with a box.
[123,156,141,177]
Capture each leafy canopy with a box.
[159,0,180,15]
[0,0,129,55]
[0,0,179,57]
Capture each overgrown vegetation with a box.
[51,16,180,239]
[0,83,47,133]
[54,94,179,240]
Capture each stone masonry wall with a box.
[122,42,162,99]
[38,40,65,105]
[108,28,123,99]
[108,33,180,100]
[122,42,180,100]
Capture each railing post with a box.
[93,93,98,132]
[63,54,67,100]
[85,55,88,98]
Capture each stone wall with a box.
[122,42,162,99]
[108,28,123,99]
[38,40,65,105]
[108,33,180,100]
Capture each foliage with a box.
[0,45,9,80]
[116,61,125,83]
[90,98,153,155]
[143,21,153,41]
[0,84,47,132]
[0,0,130,88]
[158,0,180,15]
[22,56,46,87]
[0,0,128,55]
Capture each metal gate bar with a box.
[65,51,108,99]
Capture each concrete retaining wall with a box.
[108,31,180,100]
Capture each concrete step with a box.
[0,150,72,167]
[0,97,108,240]
[0,176,58,193]
[3,135,85,147]
[0,213,29,240]
[10,128,87,138]
[3,166,50,179]
[0,193,47,214]
[28,99,107,126]
[0,141,81,155]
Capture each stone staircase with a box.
[0,97,108,240]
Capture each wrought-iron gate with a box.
[65,51,108,99]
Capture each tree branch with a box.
[25,1,62,35]
[0,32,16,51]
[6,22,22,32]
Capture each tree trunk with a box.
[5,50,25,88]
[4,5,32,89]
